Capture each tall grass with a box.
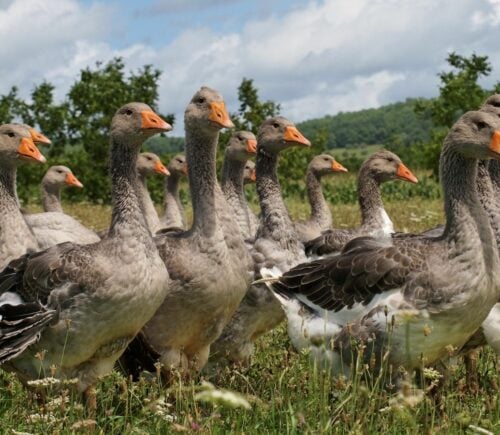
[4,199,498,434]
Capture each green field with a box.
[1,199,499,434]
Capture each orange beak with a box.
[246,138,257,154]
[182,163,188,176]
[489,130,500,155]
[140,111,172,133]
[209,101,234,128]
[331,160,348,173]
[29,128,51,146]
[154,159,170,176]
[65,172,83,188]
[283,126,311,147]
[250,168,257,182]
[17,137,46,163]
[396,163,418,184]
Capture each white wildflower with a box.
[26,413,56,423]
[194,381,251,410]
[423,367,443,381]
[27,377,61,388]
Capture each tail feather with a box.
[0,303,57,363]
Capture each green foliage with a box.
[0,58,175,203]
[412,52,500,178]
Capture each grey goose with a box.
[211,117,311,365]
[305,150,418,257]
[0,103,171,407]
[121,87,251,379]
[40,165,83,213]
[0,124,46,271]
[268,110,500,377]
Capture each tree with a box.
[0,58,175,203]
[415,52,500,178]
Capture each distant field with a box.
[4,199,498,434]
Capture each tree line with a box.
[1,52,498,204]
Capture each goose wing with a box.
[0,242,96,363]
[272,236,428,312]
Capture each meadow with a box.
[1,190,498,434]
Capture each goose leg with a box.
[83,385,97,413]
[464,349,480,394]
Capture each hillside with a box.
[297,98,433,149]
[145,98,433,154]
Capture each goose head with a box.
[360,150,418,184]
[0,124,46,168]
[445,110,500,160]
[11,124,52,146]
[257,116,311,154]
[185,86,234,133]
[168,153,188,177]
[43,165,83,189]
[309,154,347,176]
[111,102,172,144]
[137,152,170,178]
[244,160,256,184]
[225,130,257,162]
[482,94,500,116]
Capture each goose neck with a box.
[306,169,332,229]
[163,173,185,227]
[108,140,152,242]
[441,148,497,268]
[185,127,218,236]
[137,173,160,233]
[477,161,500,248]
[221,157,246,201]
[357,168,385,228]
[256,148,295,240]
[42,182,63,213]
[0,168,18,208]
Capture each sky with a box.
[1,0,500,135]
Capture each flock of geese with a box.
[0,86,499,408]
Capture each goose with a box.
[121,87,250,378]
[40,165,83,213]
[160,153,187,230]
[305,150,418,257]
[220,130,258,239]
[136,152,170,233]
[244,160,257,185]
[294,154,347,244]
[24,206,100,249]
[0,124,46,270]
[267,110,500,378]
[210,116,311,365]
[0,103,171,407]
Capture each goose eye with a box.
[493,101,500,107]
[197,97,206,104]
[272,122,279,129]
[6,132,14,138]
[125,109,133,116]
[476,121,487,130]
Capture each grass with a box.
[3,197,499,434]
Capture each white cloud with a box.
[2,0,500,135]
[0,0,112,98]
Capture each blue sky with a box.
[1,0,500,135]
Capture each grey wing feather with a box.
[273,236,426,312]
